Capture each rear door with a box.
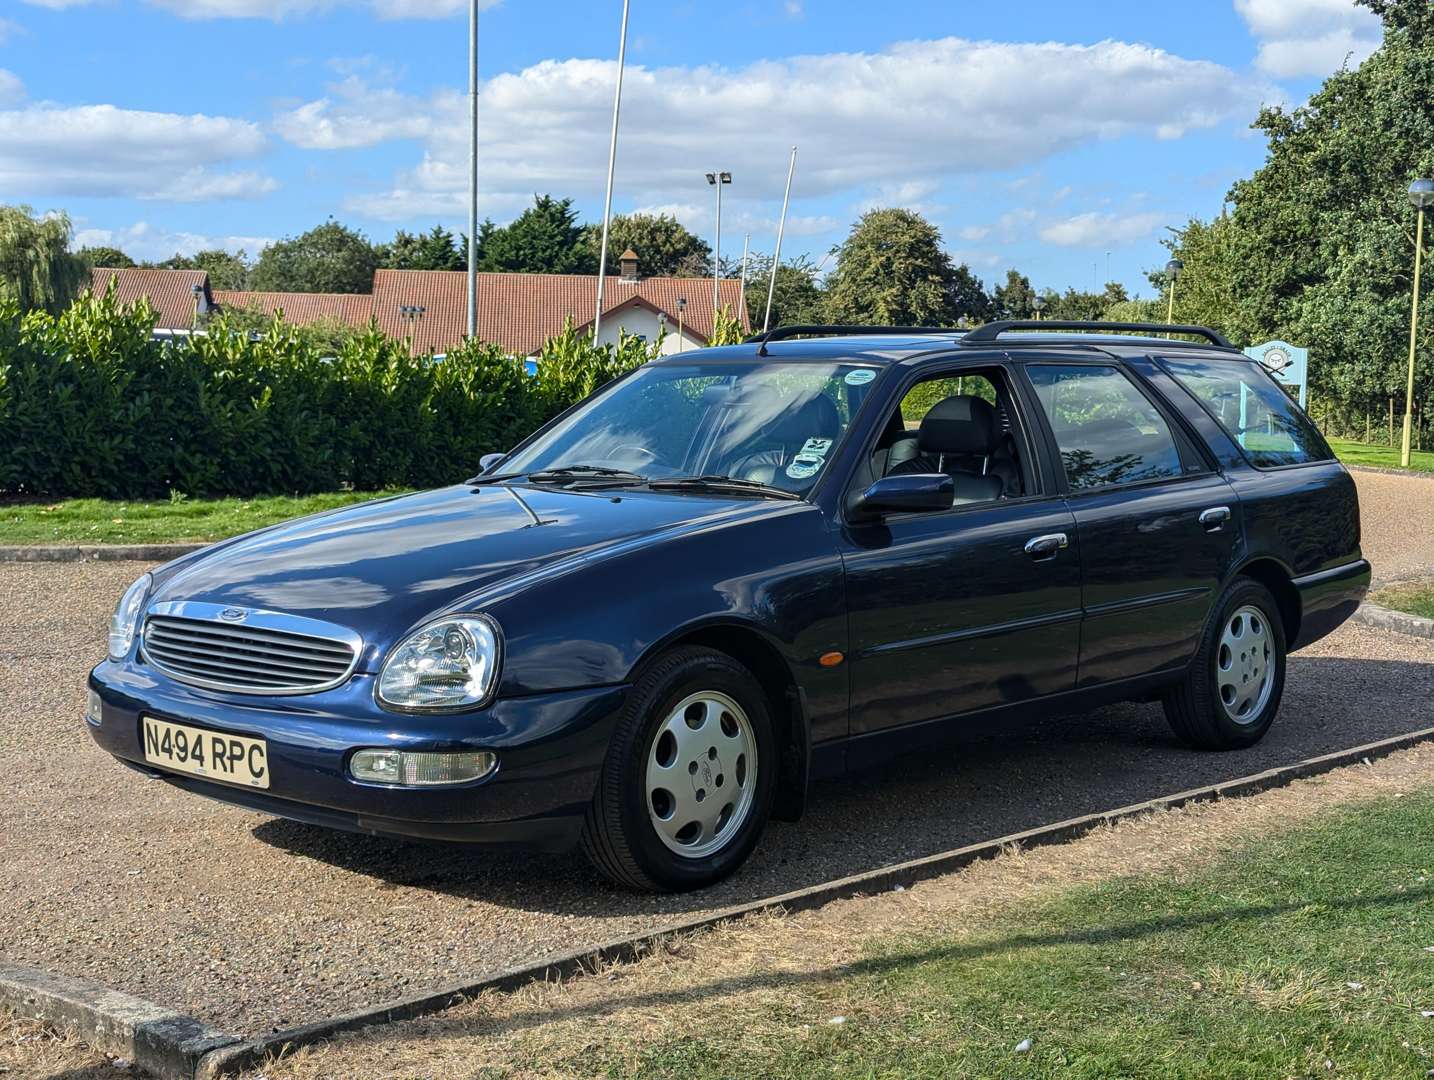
[1021,357,1241,687]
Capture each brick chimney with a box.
[618,248,640,282]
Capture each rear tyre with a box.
[1163,577,1286,750]
[581,646,776,892]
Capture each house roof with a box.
[370,270,748,356]
[90,267,211,330]
[214,290,374,326]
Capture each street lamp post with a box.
[1165,258,1184,325]
[1402,179,1434,468]
[190,282,204,331]
[1032,295,1047,322]
[706,171,731,316]
[676,297,687,352]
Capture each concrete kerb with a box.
[1352,600,1434,639]
[0,544,204,563]
[0,962,240,1078]
[195,723,1434,1078]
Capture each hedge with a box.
[0,291,666,499]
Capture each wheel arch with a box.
[1233,556,1302,646]
[633,618,810,823]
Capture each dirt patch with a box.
[253,742,1434,1079]
[0,1007,132,1079]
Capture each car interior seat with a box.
[729,393,843,486]
[889,394,1006,503]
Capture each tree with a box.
[476,195,596,275]
[581,213,712,278]
[1166,0,1434,415]
[0,205,86,314]
[375,225,464,271]
[250,220,377,294]
[949,264,995,322]
[155,249,251,291]
[743,253,827,329]
[992,269,1037,320]
[824,209,968,325]
[77,246,135,269]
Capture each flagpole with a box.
[738,232,750,327]
[763,145,797,333]
[466,0,478,339]
[592,0,631,341]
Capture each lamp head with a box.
[1032,296,1047,313]
[1409,178,1434,211]
[705,172,716,185]
[1165,258,1185,282]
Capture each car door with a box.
[1022,357,1242,688]
[838,360,1083,736]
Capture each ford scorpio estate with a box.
[88,321,1370,891]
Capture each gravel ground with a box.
[3,470,1432,1038]
[1349,468,1434,583]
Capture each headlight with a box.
[108,573,152,661]
[377,615,501,711]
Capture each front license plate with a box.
[141,716,270,789]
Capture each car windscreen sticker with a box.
[787,437,833,480]
[844,369,876,386]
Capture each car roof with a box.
[651,331,1246,367]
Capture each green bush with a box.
[0,292,661,499]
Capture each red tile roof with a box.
[214,290,373,327]
[90,268,211,331]
[370,270,748,356]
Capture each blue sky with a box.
[0,0,1384,295]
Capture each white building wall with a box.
[592,306,706,355]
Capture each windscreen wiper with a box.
[526,465,647,486]
[646,475,801,500]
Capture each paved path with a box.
[5,541,1433,1036]
[1351,468,1434,583]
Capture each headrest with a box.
[918,395,999,456]
[768,392,842,443]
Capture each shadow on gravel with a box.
[252,653,1434,918]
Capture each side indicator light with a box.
[819,651,845,668]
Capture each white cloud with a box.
[1235,0,1382,77]
[0,18,23,43]
[0,70,21,107]
[74,221,275,261]
[278,36,1265,223]
[0,102,274,202]
[1039,210,1166,248]
[19,0,97,9]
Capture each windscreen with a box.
[502,360,881,494]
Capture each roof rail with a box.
[961,320,1234,350]
[746,324,960,356]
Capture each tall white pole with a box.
[763,145,797,334]
[738,232,750,327]
[592,0,631,342]
[466,0,478,339]
[712,178,723,316]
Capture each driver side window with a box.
[871,367,1026,502]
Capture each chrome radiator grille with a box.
[141,603,361,695]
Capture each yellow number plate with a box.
[142,717,270,789]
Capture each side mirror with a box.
[478,452,507,473]
[852,473,954,518]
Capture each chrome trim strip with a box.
[140,601,363,696]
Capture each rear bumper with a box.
[88,660,628,852]
[1291,558,1371,650]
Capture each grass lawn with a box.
[550,795,1434,1079]
[0,491,407,545]
[1372,582,1434,620]
[1329,437,1434,473]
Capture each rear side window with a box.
[1161,357,1331,468]
[1028,365,1184,490]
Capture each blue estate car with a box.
[88,321,1371,891]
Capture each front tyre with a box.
[581,646,776,891]
[1163,577,1287,750]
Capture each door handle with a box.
[1024,532,1069,561]
[1199,506,1231,532]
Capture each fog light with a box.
[349,749,497,786]
[85,689,103,727]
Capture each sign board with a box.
[1244,340,1309,407]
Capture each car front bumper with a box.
[87,660,629,852]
